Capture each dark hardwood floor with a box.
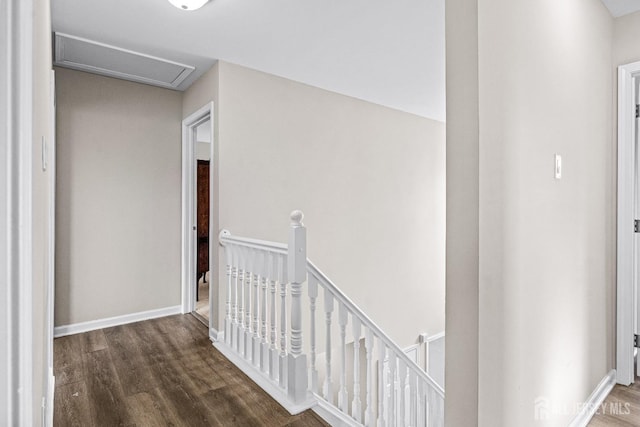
[54,314,328,427]
[589,380,640,426]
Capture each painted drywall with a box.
[614,10,640,66]
[196,120,211,160]
[214,61,445,347]
[446,0,614,426]
[55,68,183,326]
[444,0,479,424]
[32,0,53,424]
[182,64,220,330]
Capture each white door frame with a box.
[45,69,57,426]
[617,60,640,385]
[0,0,35,424]
[181,102,215,318]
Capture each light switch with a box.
[555,154,561,179]
[41,136,47,171]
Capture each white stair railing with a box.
[218,211,444,426]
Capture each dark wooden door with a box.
[196,160,210,295]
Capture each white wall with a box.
[55,68,183,326]
[32,0,53,424]
[447,0,614,426]
[614,10,640,67]
[214,61,445,347]
[196,119,211,160]
[444,0,480,424]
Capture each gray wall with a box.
[447,0,615,426]
[55,68,183,326]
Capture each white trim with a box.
[424,332,445,389]
[568,369,616,427]
[181,102,214,316]
[45,370,54,427]
[1,1,35,424]
[53,305,182,337]
[424,331,445,343]
[44,69,56,427]
[209,328,224,343]
[617,61,640,385]
[404,343,419,364]
[213,342,317,415]
[0,1,12,423]
[16,0,34,424]
[312,397,360,427]
[53,33,195,90]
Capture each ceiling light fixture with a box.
[168,0,209,11]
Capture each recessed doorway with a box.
[181,103,214,327]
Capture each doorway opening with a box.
[181,103,214,327]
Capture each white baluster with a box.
[230,249,238,349]
[364,328,373,426]
[338,303,348,412]
[389,352,396,426]
[222,232,232,345]
[260,252,269,373]
[269,253,278,381]
[427,388,435,427]
[323,288,334,403]
[287,210,308,404]
[398,360,406,427]
[279,254,288,389]
[378,342,386,427]
[308,274,319,393]
[351,317,362,422]
[408,370,416,427]
[237,246,245,355]
[416,378,425,427]
[244,248,253,360]
[252,252,261,366]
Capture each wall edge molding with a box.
[53,305,182,337]
[568,369,616,427]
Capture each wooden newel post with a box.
[288,210,308,403]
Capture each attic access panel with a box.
[53,33,195,90]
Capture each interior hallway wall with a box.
[446,0,614,426]
[614,10,640,66]
[183,63,220,330]
[55,68,183,326]
[213,61,446,347]
[32,0,54,423]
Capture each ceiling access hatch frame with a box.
[53,33,195,90]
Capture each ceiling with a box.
[52,0,637,123]
[51,0,445,121]
[600,0,640,17]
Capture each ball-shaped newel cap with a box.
[290,210,304,226]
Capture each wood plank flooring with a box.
[54,314,328,427]
[589,380,640,426]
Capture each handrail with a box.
[307,260,445,398]
[218,219,444,425]
[218,229,288,255]
[218,228,444,397]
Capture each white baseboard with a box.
[45,370,54,427]
[54,305,182,337]
[213,342,317,415]
[568,369,616,427]
[312,397,360,427]
[209,327,224,343]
